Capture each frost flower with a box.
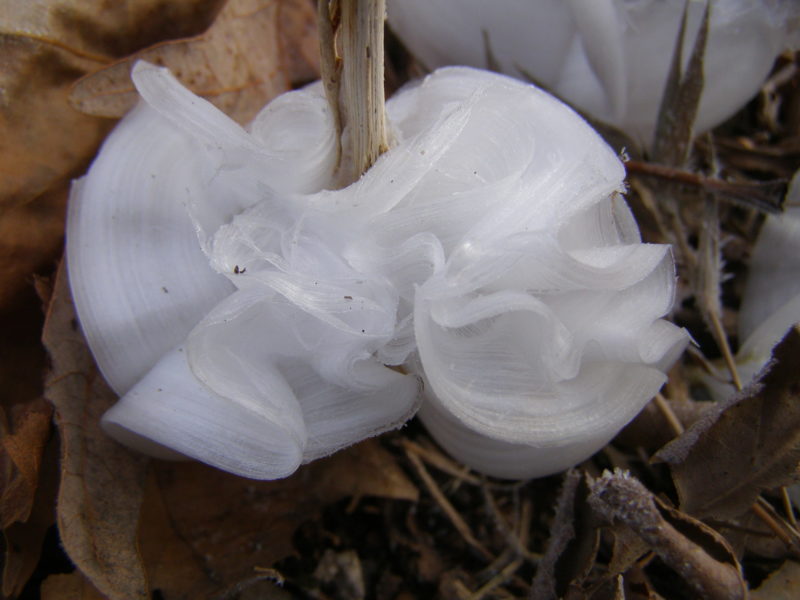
[67,61,687,480]
[388,0,799,145]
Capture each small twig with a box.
[404,446,494,561]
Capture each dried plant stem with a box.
[318,0,388,186]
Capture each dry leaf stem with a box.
[318,0,389,186]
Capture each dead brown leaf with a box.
[140,439,417,599]
[42,261,150,600]
[0,0,223,308]
[40,572,109,600]
[0,398,52,528]
[0,267,56,595]
[0,187,68,309]
[714,508,792,560]
[70,0,319,125]
[751,560,800,599]
[656,326,800,521]
[2,436,59,598]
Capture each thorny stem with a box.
[318,0,389,187]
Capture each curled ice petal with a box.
[102,346,307,479]
[69,61,686,480]
[66,102,234,396]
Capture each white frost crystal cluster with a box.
[67,61,687,480]
[388,0,800,145]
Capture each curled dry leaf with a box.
[656,326,800,521]
[139,439,417,599]
[2,437,59,598]
[0,188,69,308]
[0,399,52,528]
[70,0,320,125]
[1,281,56,595]
[0,0,224,306]
[588,469,746,600]
[40,572,109,600]
[42,262,149,600]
